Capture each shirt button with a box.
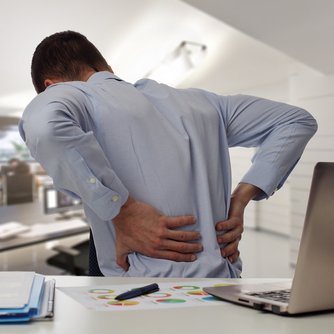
[90,177,96,184]
[111,195,119,202]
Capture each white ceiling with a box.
[0,0,330,118]
[183,0,334,74]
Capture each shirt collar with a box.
[87,71,124,83]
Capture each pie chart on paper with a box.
[173,285,200,290]
[88,289,115,294]
[106,300,140,306]
[156,299,186,304]
[186,291,209,296]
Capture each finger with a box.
[228,250,240,264]
[161,239,203,254]
[219,237,240,258]
[151,250,198,262]
[166,229,201,242]
[216,217,242,231]
[116,253,130,271]
[165,215,197,229]
[217,227,243,245]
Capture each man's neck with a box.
[83,70,97,82]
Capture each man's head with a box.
[31,31,111,93]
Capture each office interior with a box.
[0,0,333,278]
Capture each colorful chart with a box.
[156,299,186,304]
[202,296,221,301]
[144,292,172,298]
[88,289,115,294]
[96,294,118,300]
[186,291,209,296]
[59,280,232,312]
[173,285,200,290]
[106,300,140,306]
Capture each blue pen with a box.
[114,283,159,300]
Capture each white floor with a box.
[0,228,295,278]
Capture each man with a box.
[19,31,317,277]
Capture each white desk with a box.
[3,276,334,334]
[0,202,89,252]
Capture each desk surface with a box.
[3,276,334,334]
[0,202,89,252]
[0,201,85,226]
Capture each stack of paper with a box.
[0,272,55,322]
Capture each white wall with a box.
[288,71,334,265]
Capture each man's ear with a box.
[44,78,62,88]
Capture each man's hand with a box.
[216,183,262,263]
[112,194,203,271]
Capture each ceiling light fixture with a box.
[144,41,207,86]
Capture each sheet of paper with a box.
[0,272,35,308]
[58,280,234,311]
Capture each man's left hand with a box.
[215,197,244,263]
[216,183,263,263]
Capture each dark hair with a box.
[31,31,110,93]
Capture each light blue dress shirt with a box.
[19,72,317,278]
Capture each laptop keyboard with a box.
[247,289,291,303]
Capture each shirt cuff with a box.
[240,160,285,201]
[91,175,129,221]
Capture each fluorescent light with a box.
[144,41,207,86]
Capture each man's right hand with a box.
[112,194,202,271]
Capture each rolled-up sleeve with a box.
[19,91,129,221]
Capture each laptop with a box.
[204,162,334,315]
